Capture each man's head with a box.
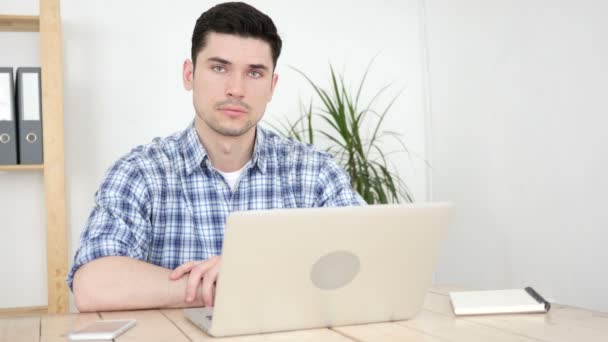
[184,2,282,139]
[191,2,282,70]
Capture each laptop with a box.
[184,202,454,337]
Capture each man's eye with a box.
[212,66,226,73]
[249,70,262,78]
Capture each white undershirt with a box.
[217,161,250,192]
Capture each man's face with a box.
[183,32,278,137]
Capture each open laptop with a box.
[184,202,454,337]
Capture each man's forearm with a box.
[73,256,203,312]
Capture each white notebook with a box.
[449,287,551,316]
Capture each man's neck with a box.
[194,119,256,173]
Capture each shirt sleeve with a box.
[314,155,367,207]
[66,158,153,291]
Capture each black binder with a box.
[15,67,44,165]
[0,67,18,165]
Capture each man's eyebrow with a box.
[207,57,232,65]
[206,57,270,71]
[248,63,270,71]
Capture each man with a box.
[69,2,365,312]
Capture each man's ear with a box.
[269,73,279,101]
[183,59,194,91]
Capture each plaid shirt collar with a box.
[181,122,268,176]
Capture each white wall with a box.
[426,0,608,311]
[1,0,429,310]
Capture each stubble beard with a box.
[197,110,257,137]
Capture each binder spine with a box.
[0,67,18,165]
[16,67,44,165]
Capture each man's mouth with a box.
[219,105,248,117]
[220,105,246,112]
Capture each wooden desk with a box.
[2,286,607,341]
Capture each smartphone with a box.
[67,319,136,341]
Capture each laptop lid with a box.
[202,203,453,337]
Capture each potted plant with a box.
[269,59,415,204]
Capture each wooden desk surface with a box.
[2,286,607,341]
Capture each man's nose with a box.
[226,73,245,98]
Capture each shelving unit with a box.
[0,164,44,171]
[0,15,39,32]
[0,0,69,314]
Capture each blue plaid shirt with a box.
[67,123,365,290]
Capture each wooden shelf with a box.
[0,164,44,171]
[1,0,68,315]
[0,15,40,32]
[0,305,47,318]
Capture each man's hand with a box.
[169,256,221,307]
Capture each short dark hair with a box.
[191,2,282,69]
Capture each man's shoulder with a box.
[107,128,187,179]
[259,126,332,163]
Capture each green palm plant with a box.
[270,59,415,204]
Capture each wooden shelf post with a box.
[40,0,69,314]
